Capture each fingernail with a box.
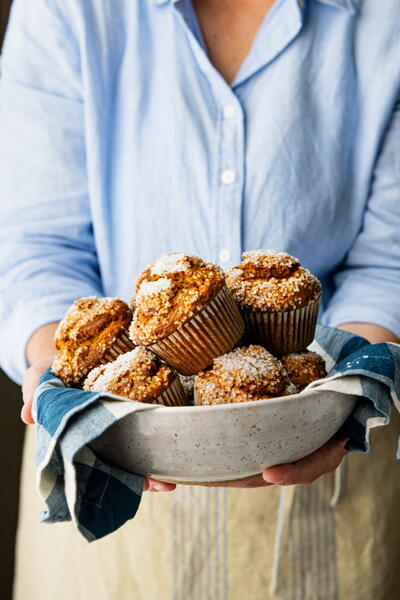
[152,484,166,492]
[263,473,285,485]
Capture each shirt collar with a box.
[152,0,354,9]
[152,0,177,5]
[316,0,355,10]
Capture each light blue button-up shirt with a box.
[0,0,399,384]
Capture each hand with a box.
[262,437,349,486]
[141,437,348,491]
[22,355,56,424]
[143,477,176,492]
[22,354,176,494]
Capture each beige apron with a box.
[14,411,400,600]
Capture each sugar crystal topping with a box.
[52,296,133,385]
[83,347,177,402]
[215,349,273,382]
[242,249,297,261]
[281,350,327,390]
[90,348,140,388]
[130,253,225,345]
[225,249,320,311]
[194,345,287,405]
[151,252,188,275]
[136,278,171,300]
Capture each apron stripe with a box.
[172,489,178,600]
[197,486,203,600]
[214,488,220,599]
[206,487,211,600]
[189,486,195,599]
[314,485,322,599]
[289,487,299,600]
[223,489,229,600]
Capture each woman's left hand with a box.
[144,437,349,491]
[261,436,348,486]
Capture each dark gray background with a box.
[1,2,26,598]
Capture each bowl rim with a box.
[133,387,357,415]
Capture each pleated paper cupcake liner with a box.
[99,332,135,365]
[156,375,187,406]
[242,296,320,355]
[148,285,245,375]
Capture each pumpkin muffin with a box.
[226,250,321,354]
[194,345,295,406]
[52,297,134,386]
[130,253,244,374]
[281,350,327,391]
[83,347,186,406]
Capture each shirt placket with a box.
[172,0,245,268]
[171,0,305,267]
[215,92,245,268]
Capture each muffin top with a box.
[52,297,133,385]
[83,347,177,402]
[281,350,327,391]
[225,249,321,311]
[194,345,287,405]
[130,253,225,345]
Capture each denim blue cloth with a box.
[1,0,400,384]
[33,325,400,541]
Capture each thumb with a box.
[22,355,55,425]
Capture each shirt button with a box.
[219,248,231,263]
[223,104,235,119]
[221,169,236,184]
[298,0,305,8]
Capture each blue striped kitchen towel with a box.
[33,324,400,541]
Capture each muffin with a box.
[226,250,321,354]
[129,253,244,374]
[194,345,295,406]
[52,297,134,386]
[281,350,327,391]
[83,347,186,406]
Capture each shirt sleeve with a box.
[321,96,400,338]
[0,0,103,384]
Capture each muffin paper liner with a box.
[148,285,245,375]
[242,296,320,355]
[156,375,187,407]
[100,332,135,364]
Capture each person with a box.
[1,0,399,598]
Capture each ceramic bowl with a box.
[90,389,357,483]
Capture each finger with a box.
[262,438,349,486]
[204,474,273,488]
[143,477,176,492]
[21,370,40,424]
[22,368,39,404]
[21,356,55,425]
[21,402,35,425]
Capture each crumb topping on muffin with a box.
[130,253,225,345]
[83,347,177,402]
[225,249,321,311]
[281,350,327,390]
[52,297,133,385]
[194,345,287,405]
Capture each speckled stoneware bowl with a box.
[90,389,357,484]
